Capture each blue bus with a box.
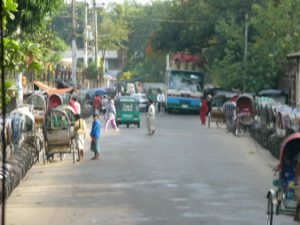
[165,69,205,113]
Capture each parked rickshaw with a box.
[115,96,140,128]
[267,133,300,224]
[207,93,235,128]
[43,108,76,163]
[27,93,47,129]
[235,94,255,136]
[57,105,76,126]
[47,93,63,110]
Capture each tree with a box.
[123,0,170,82]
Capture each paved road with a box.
[5,113,295,225]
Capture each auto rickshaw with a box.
[115,96,140,128]
[267,133,300,224]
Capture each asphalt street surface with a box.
[5,113,296,225]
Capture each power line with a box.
[124,15,204,24]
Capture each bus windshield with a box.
[169,71,204,92]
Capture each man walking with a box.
[146,99,155,135]
[223,100,236,132]
[156,90,165,116]
[90,113,101,160]
[93,93,102,115]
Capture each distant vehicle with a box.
[148,87,161,103]
[115,96,140,128]
[85,88,107,105]
[165,52,205,113]
[258,89,288,104]
[131,93,149,112]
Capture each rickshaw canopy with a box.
[27,93,46,110]
[236,94,255,114]
[278,133,300,171]
[47,94,63,110]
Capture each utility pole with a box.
[71,0,77,84]
[84,0,88,69]
[93,0,98,72]
[243,13,248,92]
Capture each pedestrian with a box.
[156,90,165,116]
[199,96,209,125]
[102,95,109,116]
[93,93,102,115]
[146,99,155,135]
[206,94,212,116]
[69,96,79,115]
[105,99,119,132]
[73,114,87,162]
[223,100,236,132]
[90,113,101,160]
[74,97,81,116]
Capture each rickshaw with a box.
[47,93,63,110]
[57,105,76,126]
[207,92,235,128]
[235,94,255,136]
[27,93,47,163]
[115,96,140,128]
[27,93,47,128]
[43,108,76,163]
[267,133,300,224]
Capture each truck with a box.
[165,52,205,113]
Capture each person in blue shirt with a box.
[90,113,101,160]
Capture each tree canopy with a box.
[153,0,300,91]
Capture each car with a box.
[131,93,149,112]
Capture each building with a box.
[62,49,122,78]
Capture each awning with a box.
[33,81,74,95]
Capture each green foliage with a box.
[52,2,87,48]
[98,5,130,56]
[0,80,13,109]
[85,62,98,79]
[153,0,300,92]
[6,0,64,34]
[124,1,169,82]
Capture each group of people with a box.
[93,93,119,133]
[199,94,236,132]
[68,96,101,162]
[68,89,166,162]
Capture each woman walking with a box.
[105,99,119,133]
[200,96,209,125]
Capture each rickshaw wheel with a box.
[267,196,274,225]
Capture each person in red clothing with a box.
[93,93,102,115]
[199,96,209,125]
[69,96,78,114]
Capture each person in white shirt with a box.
[146,99,155,135]
[102,95,109,116]
[156,90,165,116]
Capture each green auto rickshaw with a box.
[115,96,141,128]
